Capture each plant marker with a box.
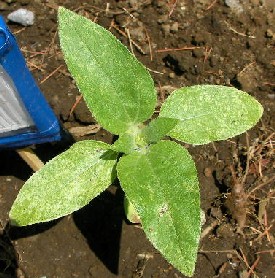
[0,16,61,150]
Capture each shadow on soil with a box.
[1,139,125,275]
[73,186,125,274]
[6,187,125,276]
[0,150,33,181]
[0,225,18,278]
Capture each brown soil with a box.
[0,0,274,277]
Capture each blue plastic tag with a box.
[0,16,62,149]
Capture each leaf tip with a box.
[9,211,23,226]
[57,6,72,25]
[57,5,66,14]
[9,218,20,227]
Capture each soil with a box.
[0,0,274,277]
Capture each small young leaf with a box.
[112,118,178,154]
[58,7,157,135]
[9,140,117,226]
[141,117,179,143]
[111,132,136,154]
[159,85,263,145]
[117,141,200,276]
[111,124,145,154]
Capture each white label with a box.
[0,64,35,137]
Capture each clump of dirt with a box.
[0,0,274,277]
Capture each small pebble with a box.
[129,0,139,9]
[168,72,175,79]
[20,0,31,5]
[161,24,171,36]
[250,0,260,6]
[157,14,168,24]
[170,22,179,33]
[0,2,8,10]
[224,0,244,13]
[216,223,235,238]
[266,29,275,39]
[204,167,212,177]
[7,8,34,26]
[16,268,26,278]
[264,0,275,9]
[267,93,275,100]
[210,207,223,220]
[156,0,166,8]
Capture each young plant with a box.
[9,7,263,277]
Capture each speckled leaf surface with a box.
[141,117,179,143]
[159,85,263,145]
[111,124,145,154]
[58,7,156,135]
[111,132,136,154]
[117,141,200,276]
[9,140,117,226]
[112,118,179,154]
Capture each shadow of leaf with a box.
[8,219,60,240]
[0,225,18,277]
[73,185,124,274]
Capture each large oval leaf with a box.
[117,141,200,276]
[9,140,117,226]
[159,85,263,145]
[58,7,157,135]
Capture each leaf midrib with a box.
[71,21,141,128]
[141,152,186,260]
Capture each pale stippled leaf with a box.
[10,140,117,226]
[112,118,178,154]
[117,141,200,276]
[58,7,156,135]
[141,117,179,143]
[111,132,136,154]
[159,85,263,145]
[111,124,145,154]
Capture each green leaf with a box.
[111,124,145,154]
[141,117,179,143]
[58,7,157,135]
[111,132,136,154]
[112,118,178,154]
[124,197,141,223]
[117,141,200,276]
[9,140,117,226]
[159,85,263,145]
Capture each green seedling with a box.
[9,7,263,277]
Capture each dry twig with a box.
[247,256,260,277]
[224,21,256,39]
[110,20,146,54]
[168,0,178,17]
[17,148,44,172]
[69,95,83,118]
[68,125,101,137]
[200,219,219,240]
[228,165,247,232]
[206,0,218,10]
[249,176,275,196]
[156,46,201,53]
[144,26,153,61]
[40,65,63,84]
